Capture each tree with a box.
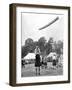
[48,37,53,44]
[22,38,34,58]
[21,46,29,58]
[45,37,53,55]
[57,40,63,49]
[25,38,33,46]
[55,40,63,55]
[38,37,46,52]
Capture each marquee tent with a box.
[24,53,35,60]
[47,52,57,58]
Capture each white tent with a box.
[47,52,57,58]
[24,53,35,60]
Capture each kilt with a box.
[35,54,41,67]
[52,60,56,66]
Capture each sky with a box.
[21,12,64,46]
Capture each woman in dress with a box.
[35,46,41,75]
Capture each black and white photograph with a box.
[10,3,70,86]
[21,12,64,77]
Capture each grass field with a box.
[21,62,63,77]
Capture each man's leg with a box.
[39,67,40,75]
[36,67,37,76]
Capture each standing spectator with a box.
[22,60,25,68]
[58,54,63,67]
[43,56,47,69]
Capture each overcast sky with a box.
[21,12,64,46]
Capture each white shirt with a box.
[52,55,56,60]
[35,48,40,55]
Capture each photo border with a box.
[9,3,70,86]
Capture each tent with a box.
[47,52,57,58]
[24,53,35,60]
[46,52,57,62]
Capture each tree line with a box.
[22,37,63,58]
